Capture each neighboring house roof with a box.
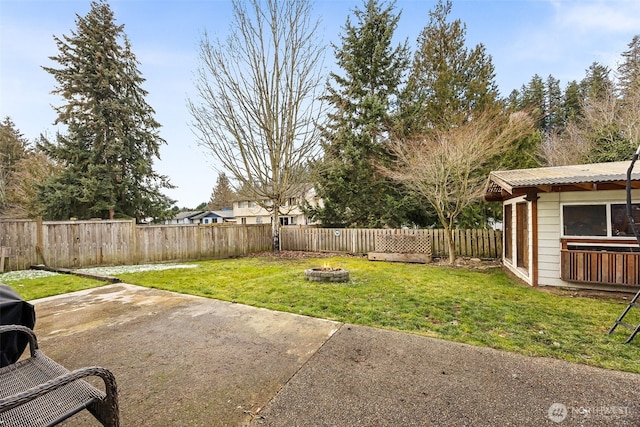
[190,211,217,220]
[485,161,640,201]
[173,211,203,220]
[211,209,234,219]
[191,210,235,220]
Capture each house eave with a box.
[484,162,640,202]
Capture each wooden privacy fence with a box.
[280,227,502,259]
[0,219,501,272]
[0,219,272,272]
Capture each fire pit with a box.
[304,267,349,283]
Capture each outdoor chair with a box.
[0,325,119,427]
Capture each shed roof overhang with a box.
[484,161,640,202]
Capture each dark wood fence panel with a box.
[561,250,640,287]
[280,227,502,259]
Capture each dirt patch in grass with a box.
[535,286,635,303]
[430,256,502,270]
[251,250,502,268]
[248,250,366,260]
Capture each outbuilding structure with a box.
[484,161,640,291]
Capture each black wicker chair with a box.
[0,325,119,427]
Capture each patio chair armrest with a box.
[0,324,38,357]
[0,365,118,414]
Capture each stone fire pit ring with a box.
[304,267,350,283]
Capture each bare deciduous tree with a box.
[3,152,58,218]
[380,111,535,263]
[548,89,640,166]
[188,0,325,249]
[539,131,589,167]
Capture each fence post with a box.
[197,223,203,260]
[0,246,7,272]
[35,216,46,265]
[131,219,138,265]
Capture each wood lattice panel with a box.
[374,234,432,255]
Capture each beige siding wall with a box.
[537,193,563,286]
[233,199,316,226]
[537,189,640,288]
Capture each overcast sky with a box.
[2,0,640,208]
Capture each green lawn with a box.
[4,256,640,373]
[0,270,107,301]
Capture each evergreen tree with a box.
[39,0,173,221]
[617,35,640,100]
[546,75,564,134]
[0,121,58,218]
[580,62,614,101]
[402,0,507,229]
[562,80,583,124]
[312,0,412,228]
[515,75,546,129]
[0,117,28,175]
[208,172,235,210]
[0,118,29,213]
[617,35,640,153]
[405,0,500,132]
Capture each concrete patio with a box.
[25,283,640,426]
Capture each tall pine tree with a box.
[39,0,173,221]
[581,62,615,102]
[562,80,583,124]
[208,172,235,211]
[402,0,506,229]
[312,0,413,228]
[404,0,500,133]
[0,118,29,214]
[618,35,640,152]
[618,35,640,99]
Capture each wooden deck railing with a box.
[561,249,640,286]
